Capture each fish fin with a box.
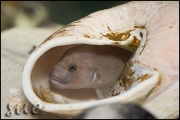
[87,67,98,86]
[95,82,114,99]
[98,82,114,98]
[95,88,106,100]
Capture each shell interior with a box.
[23,28,160,117]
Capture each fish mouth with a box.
[49,74,68,85]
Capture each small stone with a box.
[9,88,21,98]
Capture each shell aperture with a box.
[49,45,133,93]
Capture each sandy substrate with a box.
[1,26,64,119]
[1,26,179,119]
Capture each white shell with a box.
[22,1,179,119]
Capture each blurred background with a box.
[1,1,131,31]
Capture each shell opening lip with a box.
[49,73,68,85]
[24,36,156,114]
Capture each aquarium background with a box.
[1,1,131,31]
[43,1,131,24]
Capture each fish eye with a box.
[68,64,77,72]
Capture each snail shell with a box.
[22,1,179,119]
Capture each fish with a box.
[49,44,133,99]
[75,102,156,119]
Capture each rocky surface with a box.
[1,26,63,119]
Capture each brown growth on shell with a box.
[34,86,56,103]
[103,26,131,41]
[83,34,90,38]
[129,37,141,52]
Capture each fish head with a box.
[49,48,100,89]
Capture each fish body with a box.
[75,103,156,119]
[49,45,132,98]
